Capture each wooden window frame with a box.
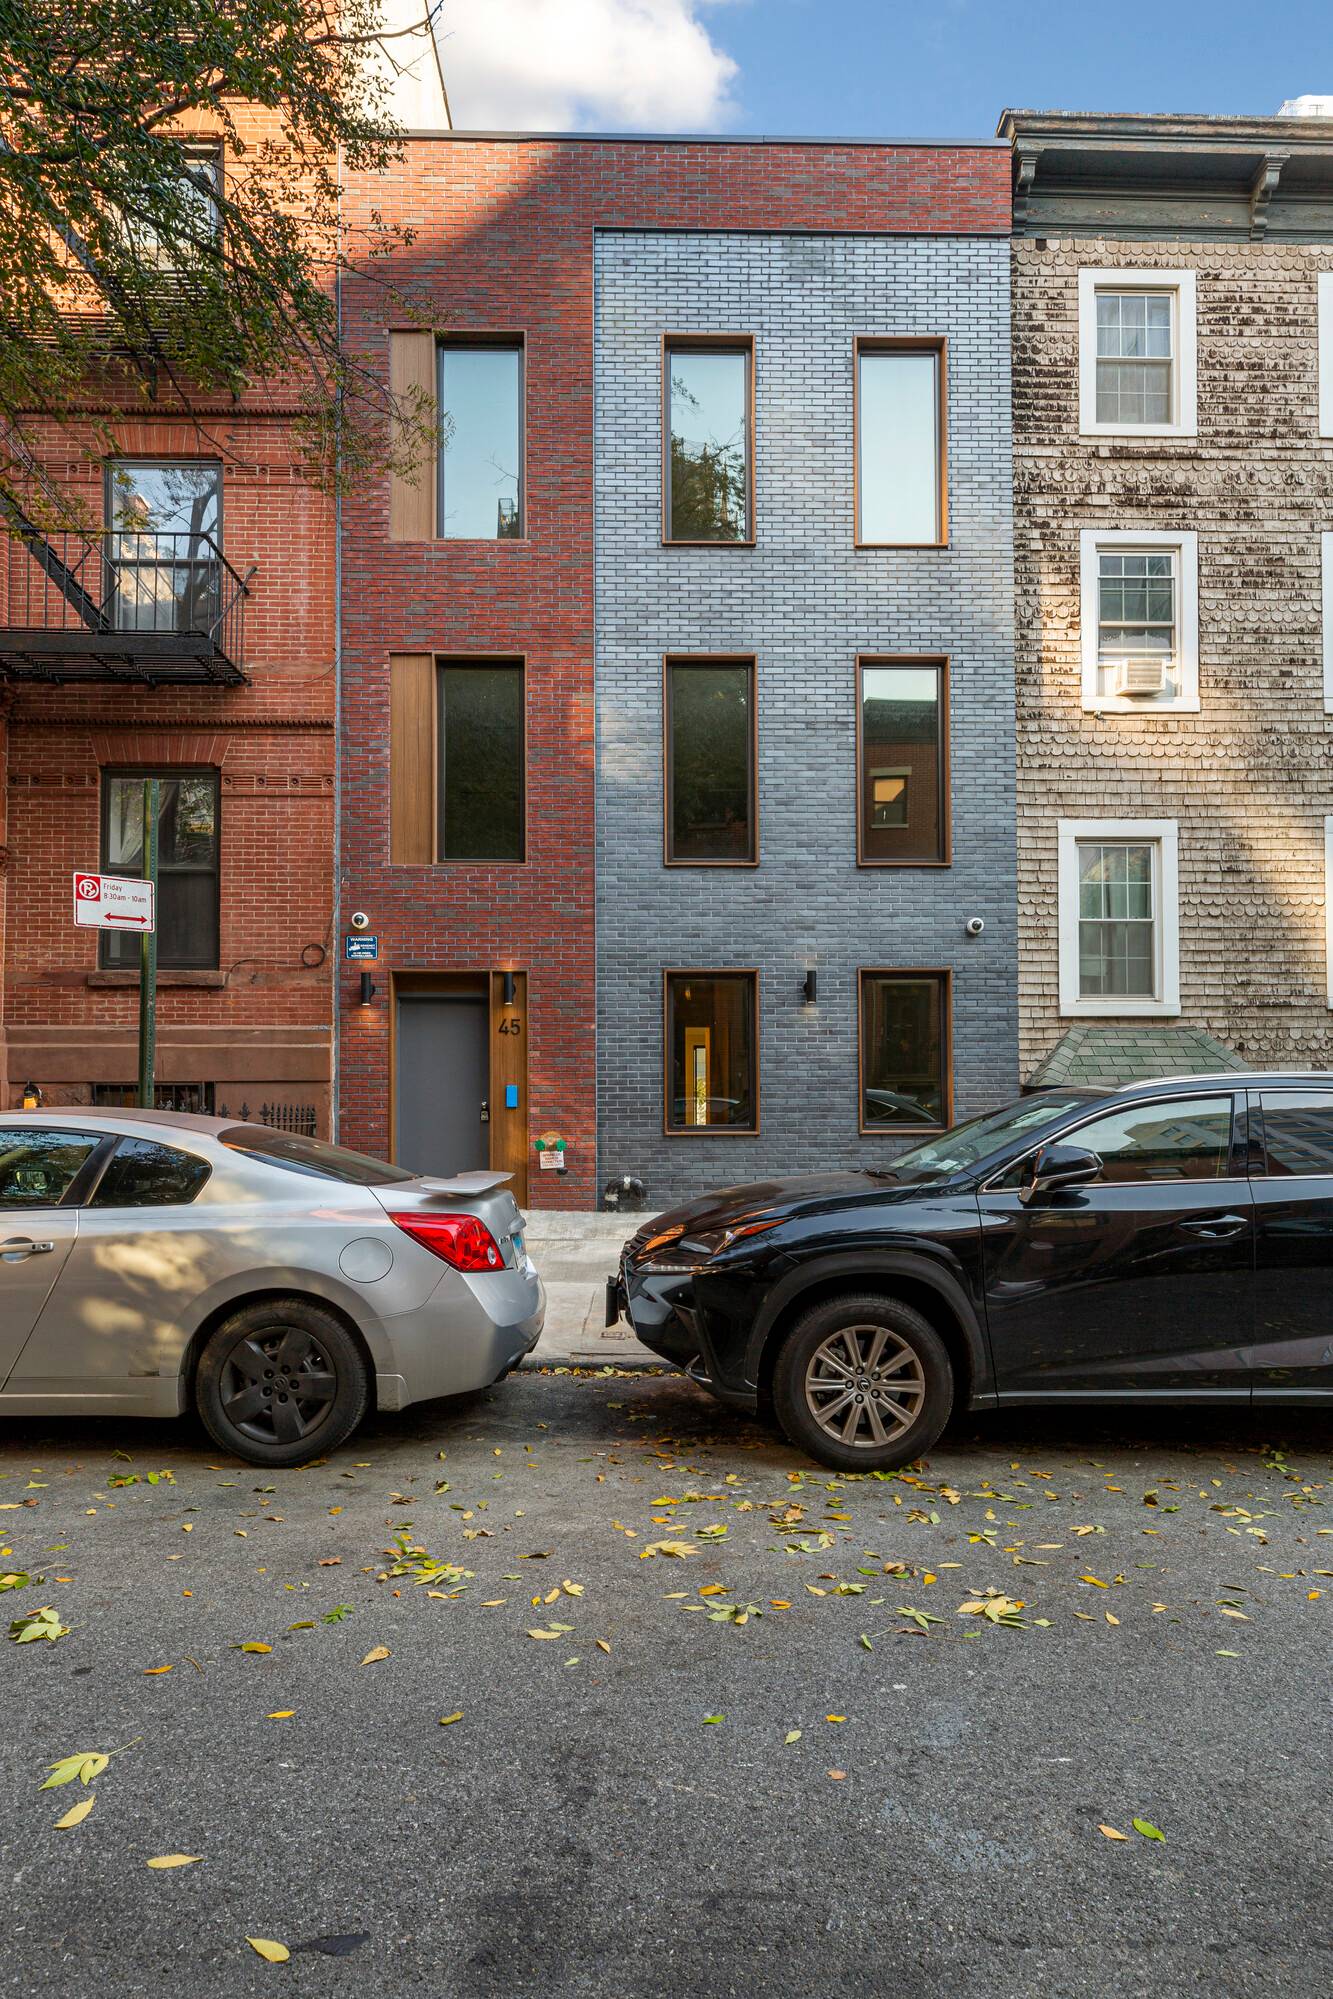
[661,333,756,548]
[662,968,760,1137]
[435,333,527,544]
[662,654,758,868]
[99,766,221,971]
[853,336,948,550]
[1077,269,1197,440]
[857,967,953,1137]
[855,654,950,867]
[436,654,528,865]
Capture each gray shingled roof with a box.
[1026,1024,1248,1090]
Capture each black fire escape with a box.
[0,523,252,687]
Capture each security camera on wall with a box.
[349,911,371,932]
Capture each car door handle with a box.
[0,1236,55,1261]
[1177,1215,1249,1240]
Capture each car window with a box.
[219,1127,414,1186]
[1065,1096,1234,1184]
[0,1129,101,1208]
[90,1136,212,1208]
[1258,1091,1333,1175]
[885,1093,1094,1183]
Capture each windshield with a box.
[220,1127,414,1186]
[882,1094,1092,1184]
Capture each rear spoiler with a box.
[409,1171,514,1198]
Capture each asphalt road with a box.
[1,1370,1329,1999]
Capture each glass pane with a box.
[1259,1092,1333,1175]
[439,663,524,861]
[0,1129,99,1207]
[860,664,943,862]
[439,347,522,540]
[666,975,756,1130]
[858,349,941,544]
[668,662,753,861]
[108,463,219,539]
[667,348,749,542]
[91,1138,211,1208]
[860,974,947,1129]
[1070,1097,1232,1183]
[103,776,219,969]
[220,1128,414,1185]
[1095,358,1172,426]
[107,461,221,632]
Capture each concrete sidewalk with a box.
[521,1206,664,1368]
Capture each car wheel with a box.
[771,1293,952,1473]
[195,1298,369,1468]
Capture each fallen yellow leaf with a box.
[826,1714,846,1723]
[438,1711,464,1727]
[596,1639,611,1654]
[147,1854,202,1869]
[527,1629,560,1640]
[266,1711,295,1720]
[246,1938,290,1964]
[827,1769,846,1781]
[699,1584,728,1597]
[1105,1612,1120,1626]
[1098,1824,1129,1840]
[360,1646,390,1665]
[54,1793,95,1830]
[143,1664,173,1676]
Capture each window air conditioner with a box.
[1112,656,1169,697]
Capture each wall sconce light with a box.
[21,1080,42,1111]
[358,972,377,1007]
[801,969,818,1006]
[502,970,517,1008]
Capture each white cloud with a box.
[436,0,740,131]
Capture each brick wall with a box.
[1013,236,1333,1076]
[2,410,335,1117]
[338,135,1010,1207]
[594,230,1017,1205]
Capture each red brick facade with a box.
[0,408,336,1121]
[338,136,1009,1206]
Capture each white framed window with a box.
[1078,269,1197,438]
[1058,819,1180,1019]
[1319,274,1333,437]
[1079,529,1199,713]
[1323,531,1333,713]
[1325,816,1333,1009]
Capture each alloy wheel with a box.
[803,1323,927,1449]
[217,1323,338,1446]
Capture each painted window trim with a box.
[1325,816,1333,1009]
[1078,528,1200,715]
[1077,269,1197,440]
[1320,275,1333,438]
[1323,532,1333,714]
[1057,817,1180,1019]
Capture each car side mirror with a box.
[1020,1142,1101,1205]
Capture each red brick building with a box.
[338,135,1010,1207]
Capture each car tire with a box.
[771,1293,952,1473]
[195,1297,369,1468]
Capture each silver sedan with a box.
[0,1110,544,1465]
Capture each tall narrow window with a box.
[665,658,755,864]
[438,342,523,539]
[855,339,946,547]
[664,340,752,543]
[857,658,948,864]
[106,460,221,633]
[859,971,950,1132]
[1078,270,1196,437]
[665,973,758,1133]
[437,659,524,862]
[101,771,220,969]
[1057,818,1180,1018]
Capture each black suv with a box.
[607,1075,1333,1470]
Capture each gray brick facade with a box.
[593,229,1017,1205]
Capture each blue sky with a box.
[708,0,1331,137]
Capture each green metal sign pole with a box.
[137,776,159,1109]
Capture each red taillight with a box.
[387,1212,505,1272]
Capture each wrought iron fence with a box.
[217,1100,319,1138]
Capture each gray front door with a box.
[395,996,489,1179]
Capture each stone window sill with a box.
[86,970,227,990]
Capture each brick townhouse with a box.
[337,132,1018,1207]
[0,112,337,1130]
[1002,109,1333,1090]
